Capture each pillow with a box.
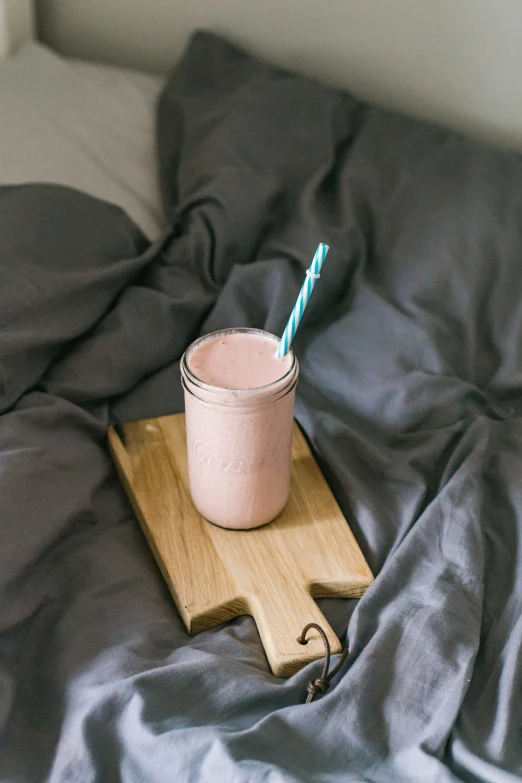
[0,42,164,239]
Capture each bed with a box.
[1,4,522,783]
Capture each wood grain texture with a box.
[108,414,373,678]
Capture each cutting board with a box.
[108,414,373,677]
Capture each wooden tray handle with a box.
[250,583,343,678]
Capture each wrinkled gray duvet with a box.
[1,32,522,783]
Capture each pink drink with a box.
[181,328,298,529]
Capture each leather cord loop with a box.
[299,623,348,704]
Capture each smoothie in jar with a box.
[181,328,298,529]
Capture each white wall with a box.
[0,0,34,58]
[37,0,522,151]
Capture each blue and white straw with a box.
[276,243,329,357]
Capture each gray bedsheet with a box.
[1,32,521,783]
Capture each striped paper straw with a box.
[276,243,329,357]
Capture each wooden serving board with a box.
[108,414,373,678]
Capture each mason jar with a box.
[181,328,298,529]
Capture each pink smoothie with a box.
[188,331,292,389]
[182,329,298,529]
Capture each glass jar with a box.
[181,328,298,529]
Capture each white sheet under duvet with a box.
[0,42,165,239]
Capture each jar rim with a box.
[181,327,297,400]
